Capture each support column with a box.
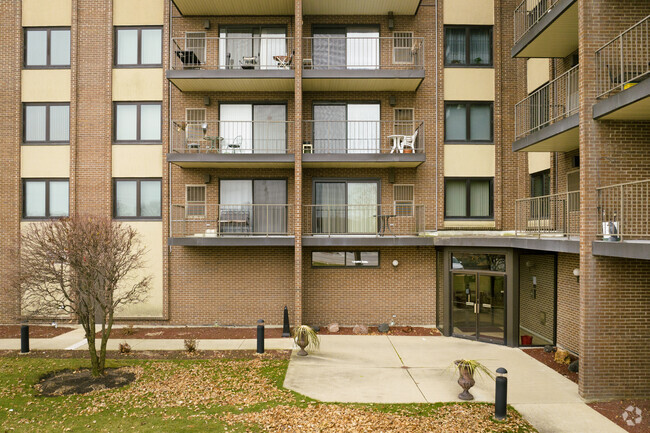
[293,0,303,326]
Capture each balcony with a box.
[302,36,425,91]
[169,204,294,247]
[515,191,580,241]
[594,16,650,120]
[303,0,421,15]
[301,120,425,167]
[513,65,579,152]
[168,120,294,168]
[167,37,294,92]
[172,0,294,16]
[302,204,431,246]
[512,0,578,58]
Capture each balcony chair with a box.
[175,50,202,69]
[239,56,258,69]
[219,209,250,234]
[224,135,243,153]
[274,52,293,69]
[401,129,418,153]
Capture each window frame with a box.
[22,102,70,144]
[444,177,494,220]
[444,101,494,144]
[185,184,207,218]
[530,169,551,197]
[311,251,380,268]
[113,102,162,144]
[112,178,162,220]
[444,25,493,68]
[23,27,71,69]
[114,26,163,68]
[22,178,70,220]
[393,184,415,216]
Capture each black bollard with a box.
[281,306,290,337]
[20,323,29,354]
[257,319,264,354]
[494,367,508,420]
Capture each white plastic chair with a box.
[401,129,418,153]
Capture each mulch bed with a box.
[36,367,136,396]
[521,347,578,384]
[0,325,75,339]
[0,349,292,360]
[318,326,441,337]
[588,399,650,433]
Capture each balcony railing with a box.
[171,120,293,154]
[171,204,293,237]
[515,65,579,140]
[302,36,424,70]
[302,120,424,154]
[596,15,650,99]
[515,191,580,238]
[171,37,294,70]
[597,179,650,241]
[514,0,561,44]
[303,204,425,236]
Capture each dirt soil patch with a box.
[318,326,441,337]
[588,399,650,433]
[0,325,75,339]
[521,348,578,384]
[0,349,291,360]
[36,367,136,396]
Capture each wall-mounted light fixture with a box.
[531,276,537,299]
[203,19,211,30]
[573,268,580,283]
[389,95,397,106]
[204,96,211,106]
[392,260,399,267]
[388,11,394,30]
[203,174,211,184]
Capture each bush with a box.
[122,325,136,336]
[119,342,131,354]
[184,338,198,353]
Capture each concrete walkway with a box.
[283,335,627,433]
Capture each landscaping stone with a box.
[554,349,571,365]
[378,323,390,333]
[352,325,368,335]
[310,325,320,332]
[327,323,339,333]
[569,360,579,373]
[544,345,554,353]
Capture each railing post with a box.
[620,184,624,241]
[619,37,624,92]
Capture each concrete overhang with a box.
[512,114,579,152]
[303,0,421,15]
[433,236,580,254]
[172,0,294,16]
[168,236,295,247]
[167,153,295,168]
[512,0,578,59]
[166,69,294,92]
[302,69,424,92]
[593,78,650,120]
[302,236,434,247]
[302,153,425,168]
[592,240,650,261]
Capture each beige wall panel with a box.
[114,222,164,318]
[22,70,71,102]
[443,0,494,25]
[113,0,164,25]
[112,145,163,177]
[112,69,164,101]
[528,152,551,174]
[527,58,550,93]
[21,146,70,178]
[444,145,495,177]
[22,0,71,26]
[444,68,495,101]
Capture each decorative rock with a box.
[568,360,579,373]
[327,323,339,333]
[544,345,554,353]
[310,325,320,333]
[554,349,571,365]
[353,325,368,335]
[378,323,390,333]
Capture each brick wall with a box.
[519,253,555,343]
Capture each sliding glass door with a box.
[220,179,287,234]
[313,103,380,154]
[313,180,378,234]
[219,27,286,69]
[313,26,379,70]
[348,104,380,153]
[220,104,286,154]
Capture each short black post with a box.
[494,367,508,420]
[256,319,264,354]
[20,323,29,354]
[281,306,290,338]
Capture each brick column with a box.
[293,0,303,326]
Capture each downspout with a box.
[168,0,173,245]
[435,0,439,232]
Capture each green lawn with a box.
[0,354,537,432]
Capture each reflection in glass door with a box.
[452,272,506,344]
[452,273,477,339]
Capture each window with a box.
[313,179,379,234]
[186,185,206,217]
[393,32,418,64]
[113,179,161,219]
[312,251,379,267]
[445,102,493,143]
[220,104,287,153]
[219,179,287,234]
[445,178,493,219]
[115,27,162,66]
[23,103,70,143]
[444,26,492,66]
[114,102,162,143]
[531,170,550,197]
[313,103,380,153]
[22,179,69,219]
[24,28,70,68]
[567,170,580,212]
[394,184,414,216]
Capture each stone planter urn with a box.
[296,334,309,356]
[455,360,476,400]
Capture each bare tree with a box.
[15,216,151,376]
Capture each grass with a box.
[0,355,537,433]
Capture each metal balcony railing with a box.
[302,120,424,154]
[514,0,561,44]
[597,179,650,241]
[514,65,579,140]
[171,120,293,154]
[596,15,650,99]
[303,204,425,236]
[515,191,580,238]
[171,36,294,70]
[302,36,424,70]
[171,204,293,237]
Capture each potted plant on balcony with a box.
[293,325,320,356]
[451,359,494,400]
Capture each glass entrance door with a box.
[452,273,478,339]
[452,272,506,344]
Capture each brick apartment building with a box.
[0,0,648,400]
